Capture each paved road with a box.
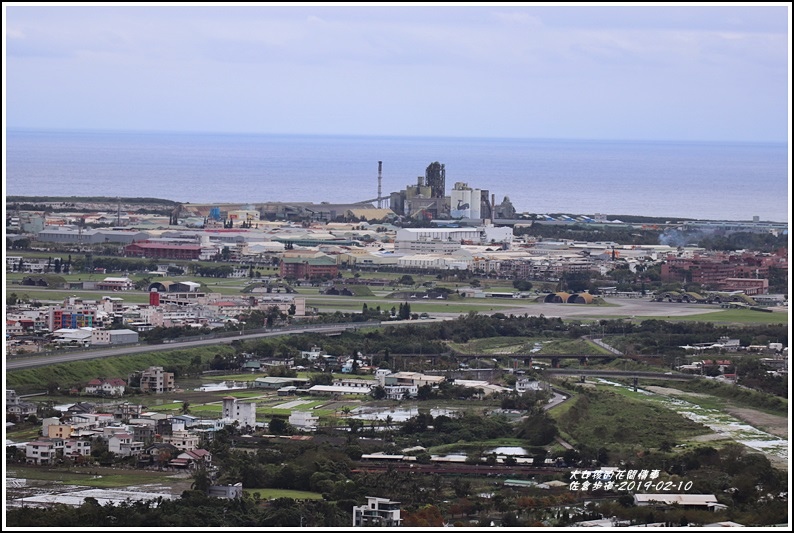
[5,323,368,371]
[5,298,753,372]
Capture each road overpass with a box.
[543,368,696,381]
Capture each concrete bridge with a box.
[543,368,697,381]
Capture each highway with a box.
[5,323,374,371]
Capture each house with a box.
[108,432,145,457]
[25,439,59,465]
[162,428,200,452]
[353,496,402,527]
[141,443,180,466]
[515,378,546,394]
[170,448,212,469]
[46,422,75,439]
[5,389,37,419]
[63,439,92,460]
[83,377,127,397]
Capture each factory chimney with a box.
[491,194,496,224]
[377,161,383,208]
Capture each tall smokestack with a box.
[377,161,383,208]
[491,194,496,223]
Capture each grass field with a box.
[6,288,153,304]
[633,308,788,325]
[243,488,323,500]
[554,387,711,452]
[6,465,188,489]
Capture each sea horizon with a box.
[5,128,790,224]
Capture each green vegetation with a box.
[6,465,184,488]
[637,309,788,325]
[243,488,323,500]
[555,388,711,452]
[5,346,232,393]
[653,378,787,414]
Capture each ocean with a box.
[5,129,790,223]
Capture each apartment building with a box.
[138,366,175,394]
[221,396,257,428]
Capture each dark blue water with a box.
[5,129,789,222]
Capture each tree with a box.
[310,373,333,386]
[399,275,415,286]
[269,416,291,434]
[265,305,284,327]
[417,383,434,400]
[190,466,213,494]
[512,279,533,291]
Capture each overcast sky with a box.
[3,3,791,142]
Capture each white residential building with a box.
[288,410,319,431]
[25,439,59,465]
[63,439,92,459]
[383,385,418,400]
[353,496,402,527]
[163,428,200,452]
[221,396,257,428]
[108,433,145,457]
[83,377,127,396]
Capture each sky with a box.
[3,2,791,142]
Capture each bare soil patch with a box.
[644,385,710,398]
[724,406,788,439]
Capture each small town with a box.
[4,3,790,529]
[4,190,789,528]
